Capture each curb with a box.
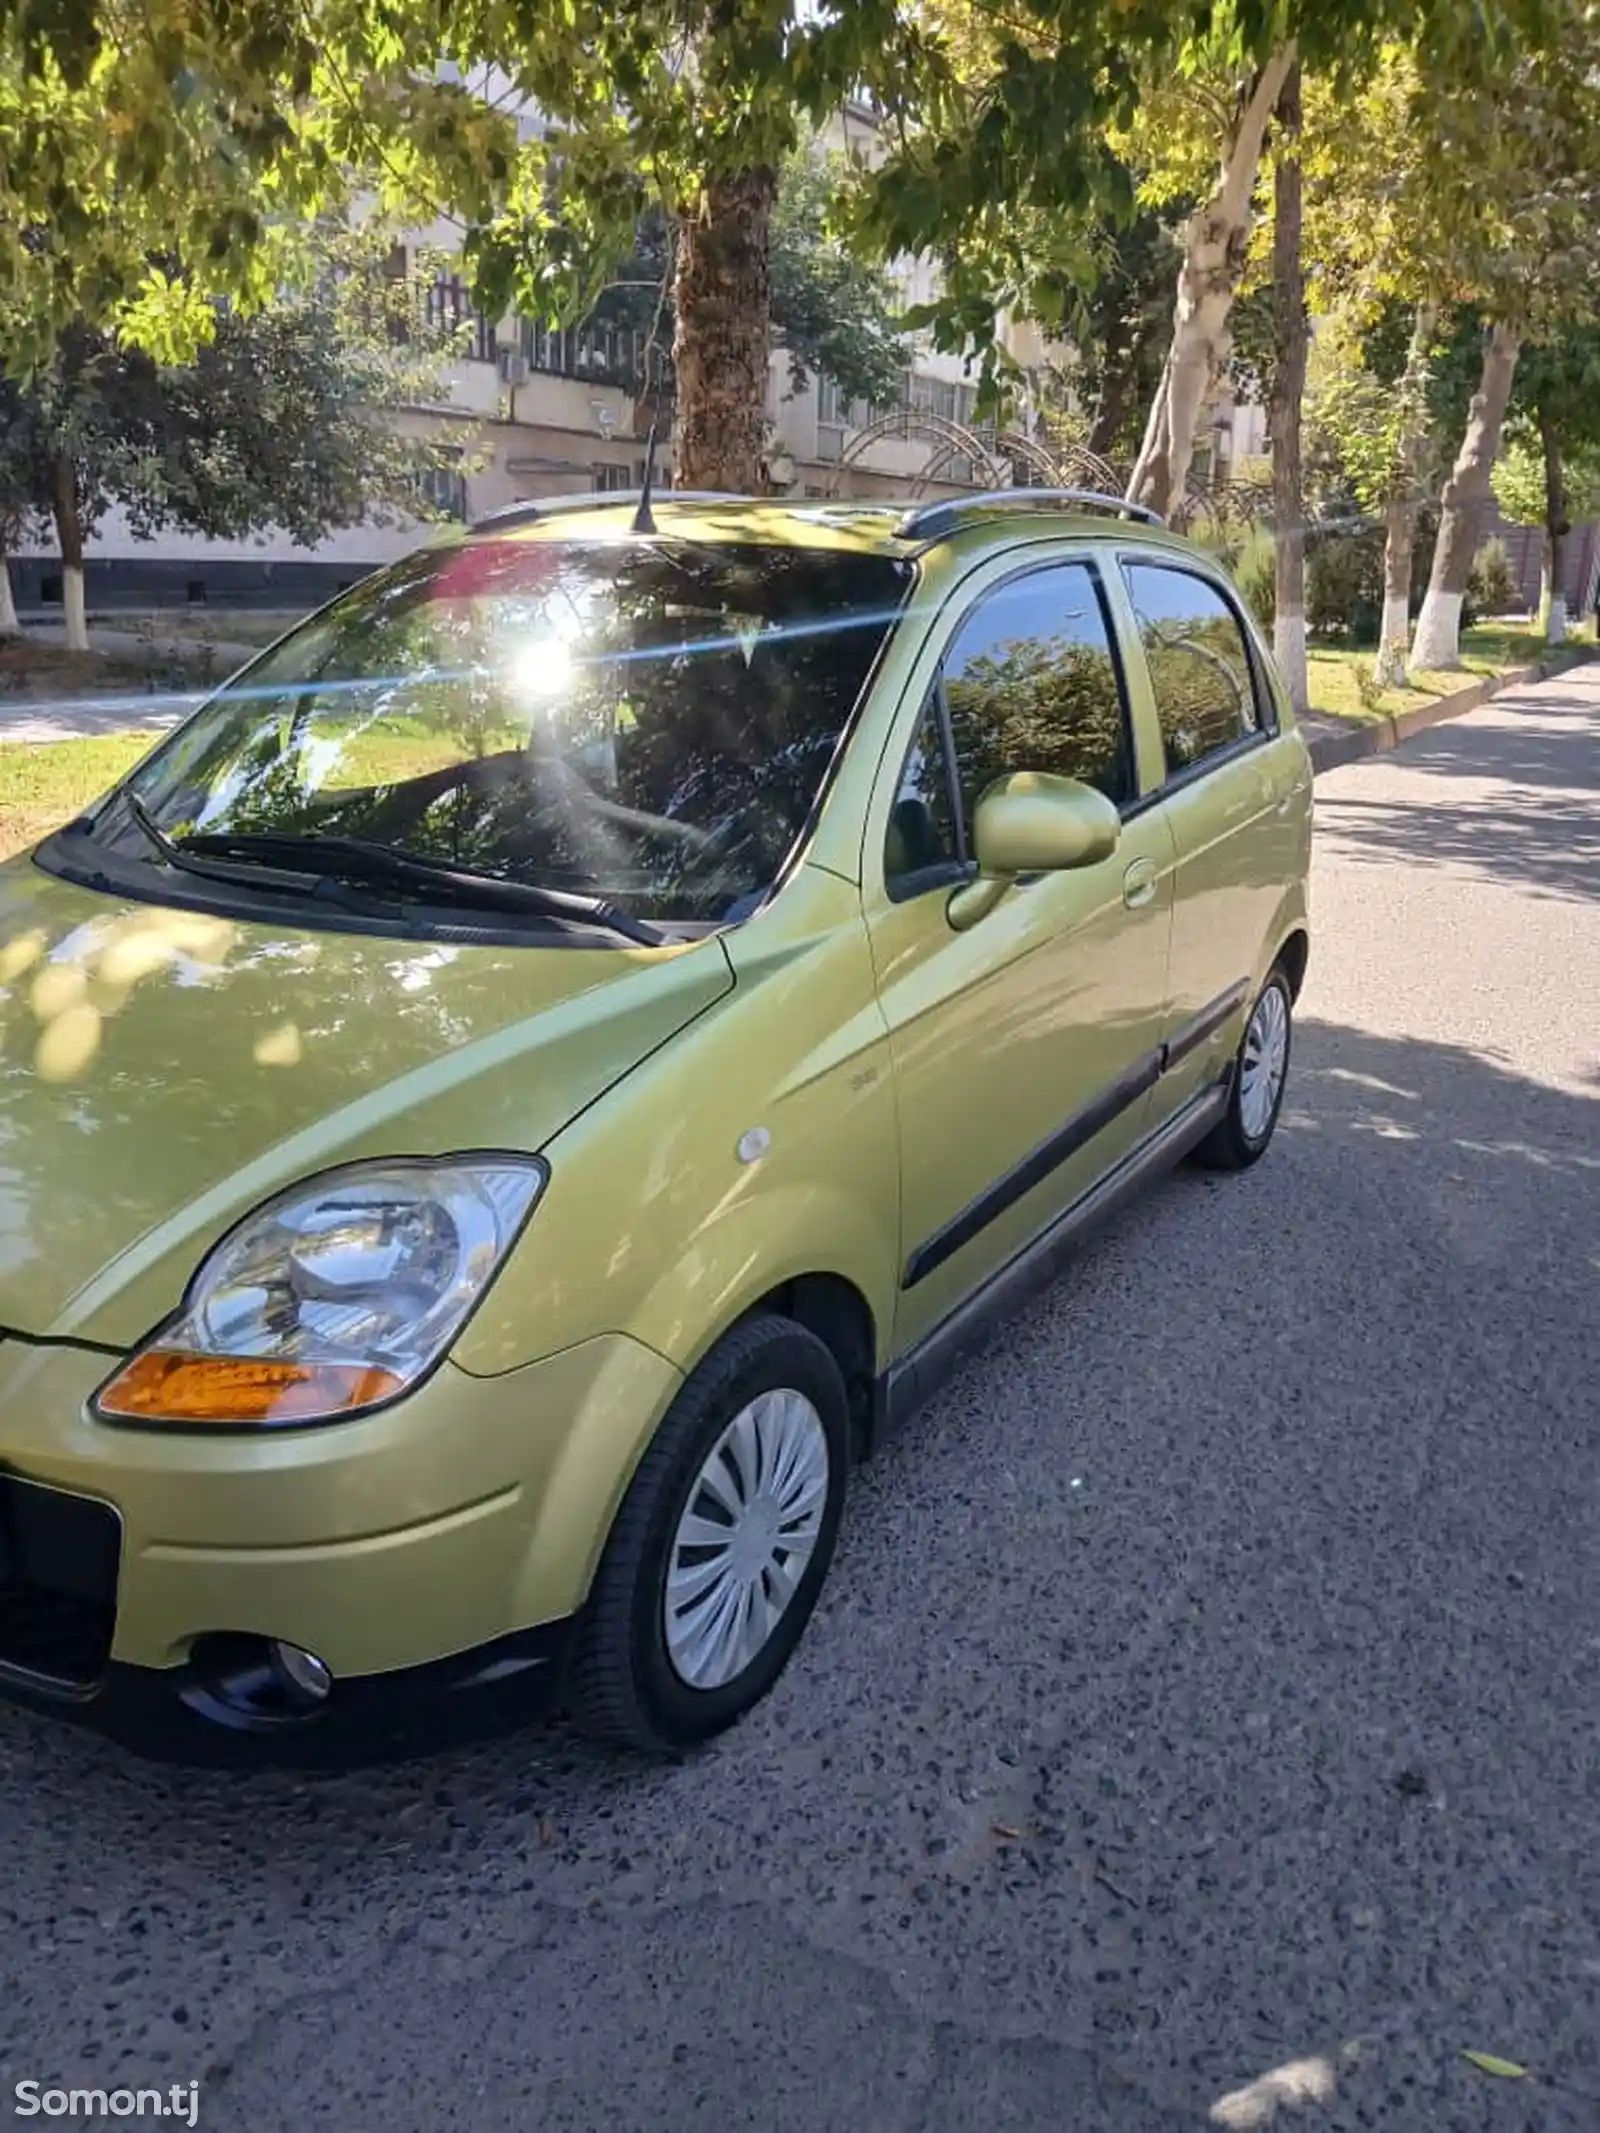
[1305,647,1596,776]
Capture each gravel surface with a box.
[2,670,1596,2132]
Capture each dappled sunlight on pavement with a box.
[1311,682,1600,909]
[1210,2044,1360,2128]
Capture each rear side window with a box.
[1121,562,1261,776]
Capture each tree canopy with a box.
[0,223,462,644]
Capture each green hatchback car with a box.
[0,488,1311,1755]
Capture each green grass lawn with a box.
[0,726,515,863]
[0,733,157,862]
[1307,619,1595,724]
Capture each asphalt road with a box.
[2,669,1596,2133]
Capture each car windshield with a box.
[109,536,913,926]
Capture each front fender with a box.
[452,866,903,1382]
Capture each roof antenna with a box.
[631,421,660,535]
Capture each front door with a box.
[863,555,1175,1356]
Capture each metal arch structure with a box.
[821,410,1008,498]
[1020,437,1123,497]
[822,410,1127,504]
[1174,469,1274,535]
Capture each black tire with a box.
[1192,964,1294,1172]
[566,1313,850,1753]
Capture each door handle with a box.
[1123,859,1159,910]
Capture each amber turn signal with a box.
[95,1350,404,1426]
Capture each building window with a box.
[520,319,645,388]
[416,459,467,521]
[816,375,847,462]
[428,273,495,363]
[592,463,634,493]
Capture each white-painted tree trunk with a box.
[1540,416,1569,648]
[62,564,88,653]
[1372,302,1436,689]
[49,455,91,652]
[1411,589,1464,672]
[1410,321,1521,671]
[1269,63,1308,716]
[1127,45,1296,521]
[0,557,19,638]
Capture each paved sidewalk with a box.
[1,695,198,744]
[1,620,264,744]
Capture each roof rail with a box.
[896,488,1164,542]
[470,489,750,533]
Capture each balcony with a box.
[519,321,646,390]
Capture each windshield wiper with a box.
[119,793,386,904]
[177,828,666,946]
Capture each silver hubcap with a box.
[663,1389,830,1691]
[1239,982,1289,1141]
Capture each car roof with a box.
[458,490,1206,566]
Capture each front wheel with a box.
[1193,965,1293,1171]
[567,1314,850,1752]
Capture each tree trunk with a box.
[1088,366,1132,460]
[1269,63,1308,716]
[1127,44,1296,520]
[50,455,89,653]
[1373,301,1437,687]
[1089,313,1169,462]
[0,552,20,638]
[1374,491,1418,688]
[671,165,778,494]
[1410,320,1521,670]
[1540,413,1568,644]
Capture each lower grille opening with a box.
[0,1476,121,1692]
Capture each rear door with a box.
[862,550,1176,1355]
[1108,556,1296,1115]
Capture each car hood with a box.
[0,864,732,1347]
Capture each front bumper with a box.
[0,1611,575,1765]
[0,1330,681,1757]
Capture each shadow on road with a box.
[0,1017,1594,2132]
[1314,695,1600,905]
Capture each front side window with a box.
[884,701,963,891]
[1121,562,1261,776]
[938,560,1134,818]
[884,560,1133,894]
[96,540,912,927]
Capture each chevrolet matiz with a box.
[0,488,1312,1756]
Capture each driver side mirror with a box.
[947,772,1120,931]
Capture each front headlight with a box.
[95,1156,546,1427]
